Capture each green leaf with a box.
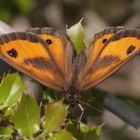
[66,122,84,140]
[13,94,40,137]
[67,20,86,54]
[0,127,13,140]
[96,123,104,136]
[66,123,104,140]
[43,100,68,132]
[80,124,104,140]
[0,73,25,108]
[48,129,77,140]
[4,106,14,117]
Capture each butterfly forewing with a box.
[77,27,125,88]
[27,27,73,90]
[84,27,125,72]
[79,29,140,91]
[0,32,67,91]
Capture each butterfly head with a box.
[64,85,80,106]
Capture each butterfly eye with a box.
[46,39,52,45]
[102,38,107,43]
[7,49,17,58]
[127,45,136,55]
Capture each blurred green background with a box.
[0,0,140,140]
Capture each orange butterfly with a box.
[0,26,140,106]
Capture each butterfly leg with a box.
[77,103,84,130]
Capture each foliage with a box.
[0,74,103,140]
[67,19,86,54]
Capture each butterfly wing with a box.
[77,27,125,88]
[84,26,125,71]
[0,31,73,91]
[27,27,73,90]
[79,28,140,91]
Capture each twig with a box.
[103,94,140,129]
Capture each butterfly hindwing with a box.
[79,29,140,90]
[0,32,69,91]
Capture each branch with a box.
[103,94,140,129]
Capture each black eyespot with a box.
[127,45,136,55]
[7,49,17,58]
[102,38,107,43]
[46,39,52,45]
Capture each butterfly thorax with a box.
[65,85,80,106]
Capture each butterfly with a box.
[0,25,140,106]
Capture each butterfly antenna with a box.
[79,100,102,113]
[86,96,104,111]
